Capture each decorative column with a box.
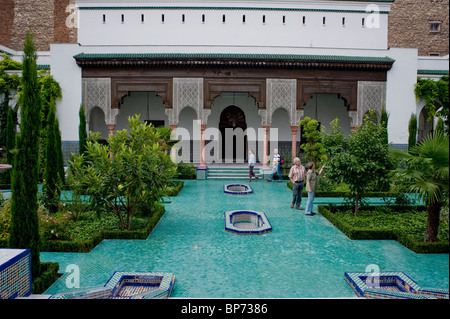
[262,124,270,169]
[169,124,178,160]
[290,125,298,160]
[198,124,207,170]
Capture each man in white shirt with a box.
[247,150,259,182]
[267,149,283,182]
[288,157,306,209]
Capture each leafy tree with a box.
[327,112,394,216]
[42,103,61,214]
[68,115,177,230]
[321,118,346,159]
[390,131,449,242]
[415,75,449,134]
[4,107,16,184]
[0,57,20,148]
[435,117,445,136]
[299,117,327,165]
[408,113,418,151]
[79,104,87,156]
[9,30,42,278]
[0,91,11,147]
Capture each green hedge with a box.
[168,181,184,197]
[286,181,389,198]
[319,205,449,254]
[41,202,166,253]
[32,262,60,294]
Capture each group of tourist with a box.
[247,149,325,216]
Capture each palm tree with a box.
[391,131,449,242]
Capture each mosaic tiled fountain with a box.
[225,210,272,235]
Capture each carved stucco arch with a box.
[265,79,302,126]
[82,78,119,125]
[168,78,207,125]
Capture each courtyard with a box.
[40,180,449,298]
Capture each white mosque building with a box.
[1,0,448,175]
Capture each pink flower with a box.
[51,230,54,234]
[53,220,57,224]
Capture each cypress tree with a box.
[380,107,389,145]
[9,30,42,279]
[43,103,60,213]
[79,104,87,156]
[55,118,65,184]
[408,113,418,151]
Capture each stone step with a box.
[208,171,261,176]
[207,176,262,180]
[206,166,263,180]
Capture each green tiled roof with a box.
[74,52,395,64]
[78,5,390,14]
[417,69,449,75]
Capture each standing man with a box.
[288,157,306,210]
[247,150,258,182]
[305,162,326,216]
[267,149,283,182]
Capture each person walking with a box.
[288,157,306,210]
[267,149,283,182]
[247,150,258,182]
[305,162,326,216]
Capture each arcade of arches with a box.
[78,54,392,167]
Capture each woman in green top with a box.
[305,162,326,215]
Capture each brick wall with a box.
[0,0,15,48]
[9,0,55,51]
[389,0,449,56]
[0,0,77,52]
[0,1,448,56]
[54,0,77,45]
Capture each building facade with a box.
[0,0,449,168]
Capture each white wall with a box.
[50,44,83,142]
[385,48,419,145]
[76,0,389,50]
[418,55,450,71]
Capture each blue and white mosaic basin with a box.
[224,184,253,195]
[345,271,449,299]
[225,210,272,235]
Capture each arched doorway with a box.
[303,93,352,137]
[418,107,434,143]
[219,105,247,163]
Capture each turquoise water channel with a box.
[41,180,449,298]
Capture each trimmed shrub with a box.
[319,205,449,254]
[32,262,59,294]
[40,202,166,253]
